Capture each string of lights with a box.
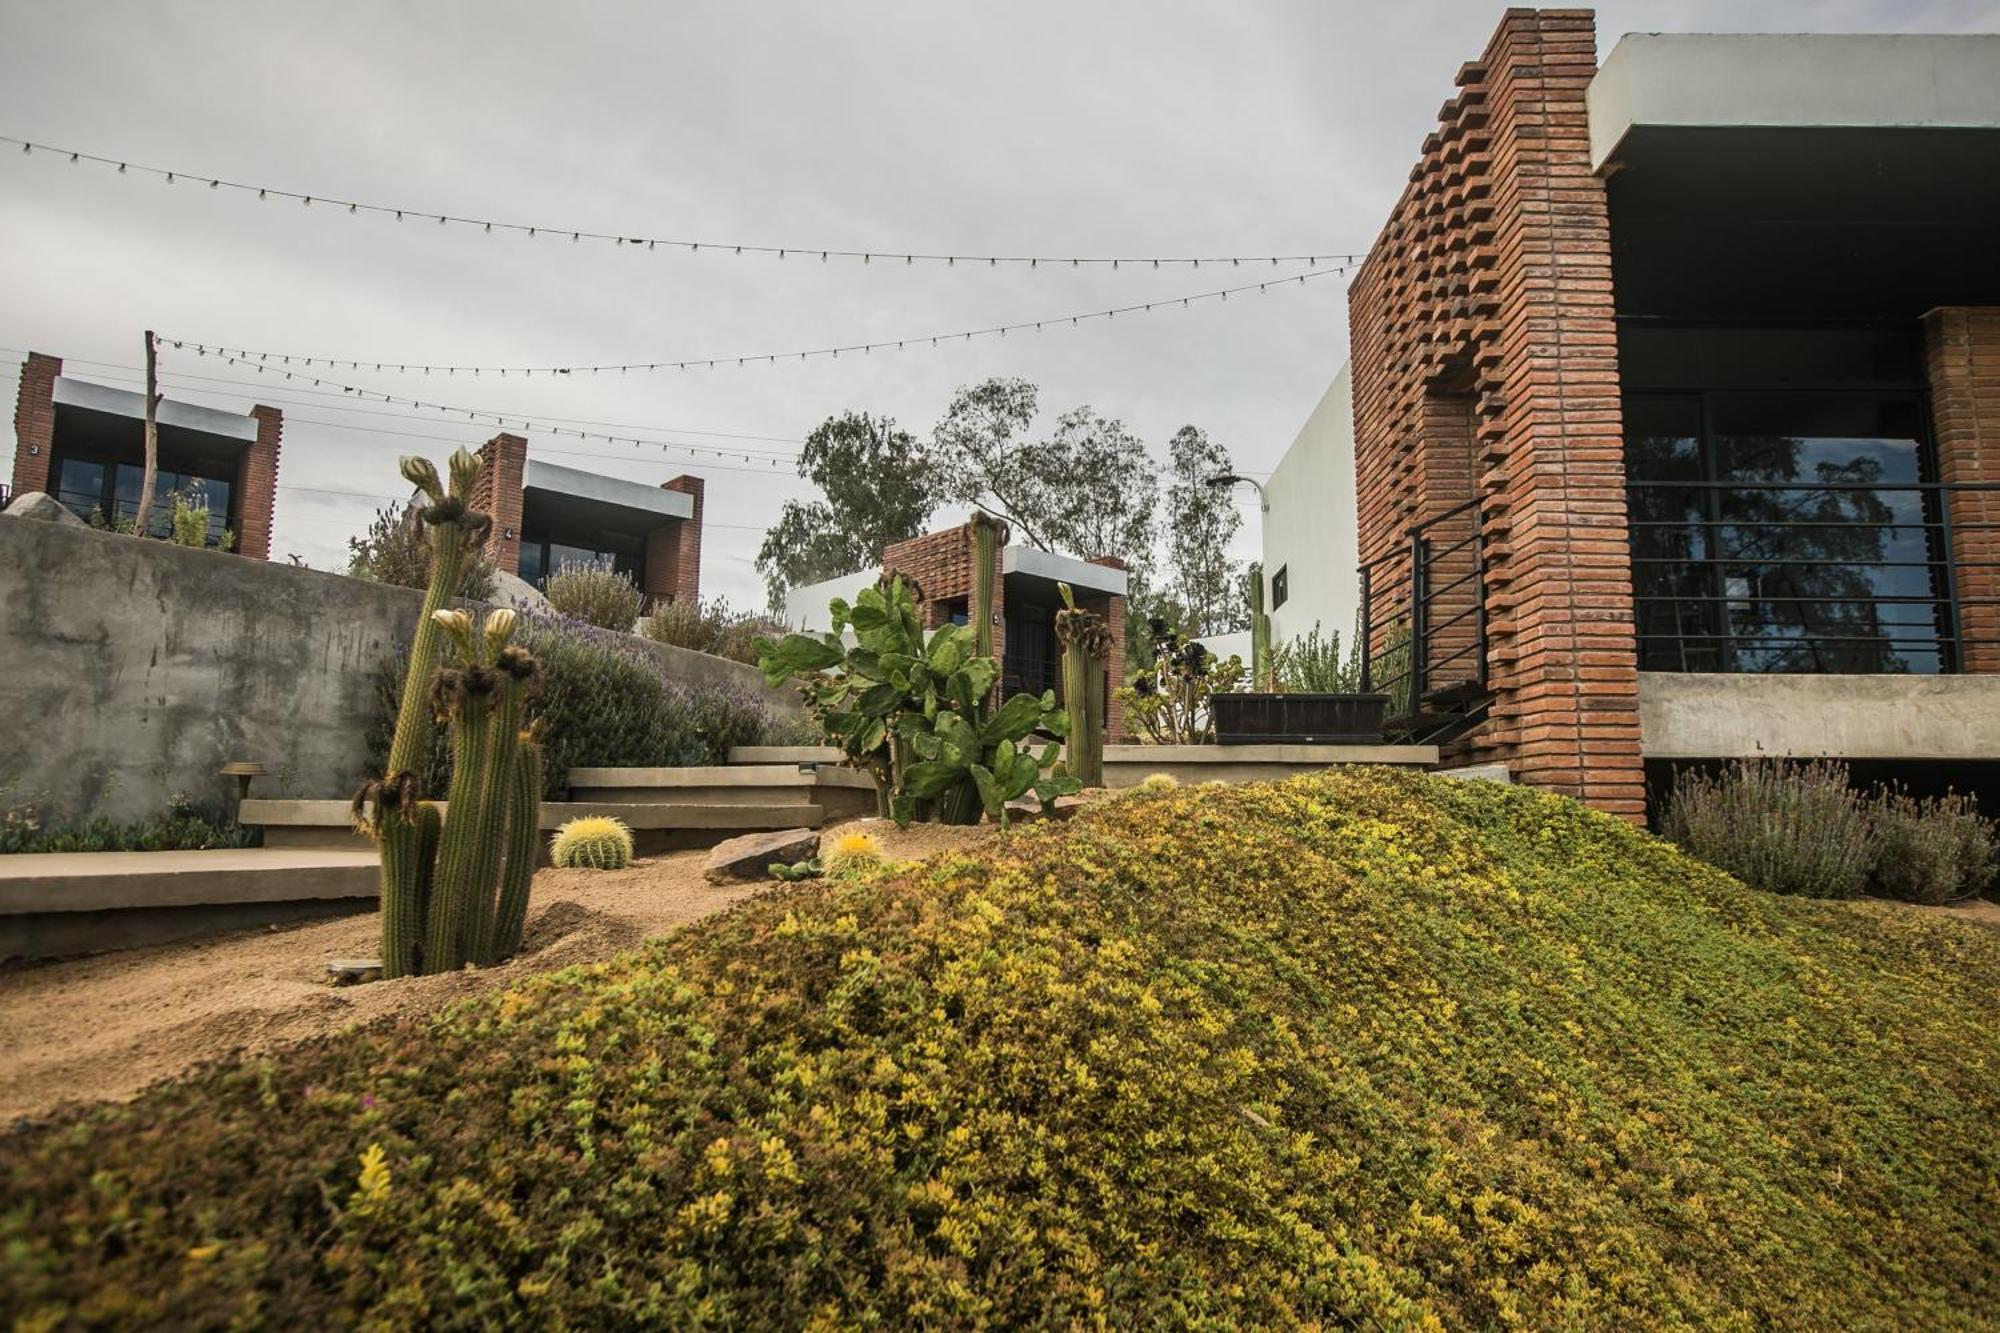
[167,263,1350,382]
[6,134,1359,272]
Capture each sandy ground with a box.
[0,819,994,1125]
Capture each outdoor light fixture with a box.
[1207,472,1269,514]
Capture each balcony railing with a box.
[1628,479,2000,674]
[1357,497,1488,732]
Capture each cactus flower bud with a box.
[446,447,481,503]
[399,455,443,501]
[482,607,519,656]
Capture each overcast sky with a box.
[4,0,1996,609]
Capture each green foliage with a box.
[371,616,782,801]
[1663,759,1874,898]
[1163,425,1243,635]
[1116,617,1247,744]
[932,378,1158,586]
[1269,619,1369,694]
[345,499,496,601]
[542,560,645,631]
[767,857,823,882]
[754,576,1077,826]
[6,771,1998,1327]
[641,595,787,664]
[1869,788,1998,904]
[166,485,236,551]
[549,816,635,871]
[755,411,941,610]
[0,791,253,854]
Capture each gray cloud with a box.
[4,0,1993,607]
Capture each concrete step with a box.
[240,799,828,852]
[0,848,380,961]
[568,765,877,820]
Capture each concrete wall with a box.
[0,515,796,823]
[1264,365,1359,647]
[1638,672,2000,760]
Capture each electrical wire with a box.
[7,134,1358,272]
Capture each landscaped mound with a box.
[6,771,1997,1328]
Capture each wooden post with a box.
[132,329,160,536]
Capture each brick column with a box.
[1347,8,1644,820]
[642,474,704,605]
[1924,307,2000,673]
[474,433,528,576]
[11,351,60,500]
[231,405,282,560]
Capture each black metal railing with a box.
[1627,479,2000,674]
[1358,496,1489,717]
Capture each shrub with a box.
[1662,759,1874,898]
[0,790,254,854]
[346,500,496,600]
[543,560,645,631]
[1269,619,1367,693]
[1870,788,1998,905]
[1117,618,1246,744]
[642,595,787,665]
[549,815,634,870]
[369,613,784,799]
[4,771,1998,1327]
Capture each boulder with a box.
[703,828,821,884]
[487,570,554,614]
[1,492,88,527]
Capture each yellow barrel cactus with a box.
[550,815,634,870]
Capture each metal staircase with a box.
[1358,497,1495,748]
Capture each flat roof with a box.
[521,458,694,521]
[53,375,260,442]
[1001,544,1127,597]
[1588,33,2000,170]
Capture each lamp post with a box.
[1208,473,1272,687]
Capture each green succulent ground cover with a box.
[5,770,1997,1329]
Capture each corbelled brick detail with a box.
[883,523,1005,656]
[235,405,283,561]
[10,351,60,499]
[645,475,705,605]
[1349,8,1645,820]
[473,433,528,577]
[1924,307,2000,673]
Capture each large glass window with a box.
[517,535,642,588]
[1623,327,1948,674]
[51,456,233,545]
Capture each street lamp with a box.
[1204,472,1268,514]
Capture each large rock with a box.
[1,492,88,527]
[487,570,554,614]
[703,828,821,884]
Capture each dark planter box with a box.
[1212,692,1391,745]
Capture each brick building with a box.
[786,520,1131,740]
[9,351,282,558]
[1336,12,2000,818]
[473,432,704,605]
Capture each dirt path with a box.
[0,820,993,1125]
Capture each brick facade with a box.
[1349,8,1645,819]
[1924,307,2000,674]
[473,432,529,577]
[10,352,59,499]
[643,475,704,605]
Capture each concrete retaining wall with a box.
[1638,672,2000,760]
[0,516,796,823]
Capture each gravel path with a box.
[0,819,993,1124]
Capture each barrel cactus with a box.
[550,815,634,870]
[821,829,884,876]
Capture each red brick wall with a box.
[642,474,704,605]
[1925,306,2000,673]
[234,405,282,561]
[1349,8,1645,820]
[10,351,60,499]
[473,433,528,577]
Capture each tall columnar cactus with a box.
[354,448,543,977]
[1055,583,1111,788]
[970,513,1003,665]
[1248,560,1272,692]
